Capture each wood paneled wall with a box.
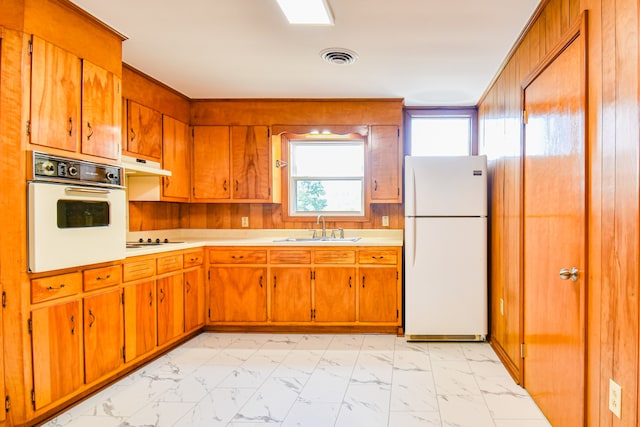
[479,0,640,425]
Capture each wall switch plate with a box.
[609,379,622,418]
[241,217,249,227]
[500,298,504,316]
[382,215,389,227]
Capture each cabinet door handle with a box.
[67,117,73,136]
[70,314,76,335]
[374,180,378,191]
[159,288,165,303]
[186,281,191,293]
[47,283,65,291]
[86,122,94,140]
[372,256,384,260]
[362,276,365,288]
[223,179,227,191]
[149,291,153,307]
[235,180,239,192]
[259,276,263,288]
[130,127,136,141]
[231,255,244,259]
[96,274,111,281]
[88,309,96,328]
[349,276,352,288]
[273,276,277,288]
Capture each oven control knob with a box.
[164,238,169,243]
[138,238,144,243]
[41,161,56,176]
[155,238,161,244]
[147,238,152,243]
[68,165,78,176]
[105,171,116,181]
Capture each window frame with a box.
[404,107,478,156]
[279,130,371,223]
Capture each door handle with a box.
[559,267,579,282]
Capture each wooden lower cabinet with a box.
[271,267,312,322]
[184,267,205,332]
[83,289,124,383]
[209,267,267,322]
[124,280,157,362]
[31,300,84,409]
[359,267,398,323]
[314,267,356,322]
[157,273,184,345]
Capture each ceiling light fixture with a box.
[276,0,334,25]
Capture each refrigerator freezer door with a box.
[405,155,487,217]
[404,216,488,339]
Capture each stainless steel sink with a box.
[273,237,361,243]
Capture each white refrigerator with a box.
[404,155,488,341]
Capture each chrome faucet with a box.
[316,214,326,238]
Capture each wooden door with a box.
[124,280,156,362]
[157,273,184,345]
[271,267,311,322]
[125,100,162,160]
[31,300,83,409]
[162,116,191,201]
[82,61,121,160]
[369,125,401,202]
[184,268,205,331]
[84,289,124,383]
[522,25,586,427]
[30,36,81,152]
[192,126,230,200]
[314,267,356,322]
[231,125,270,200]
[359,267,398,323]
[209,267,267,322]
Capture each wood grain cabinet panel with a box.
[29,36,81,152]
[31,272,82,304]
[125,100,162,160]
[31,300,84,409]
[369,125,402,203]
[314,267,356,322]
[83,289,124,383]
[359,267,398,323]
[209,267,267,322]
[123,259,155,282]
[313,249,356,264]
[162,116,191,201]
[358,249,397,265]
[183,250,204,268]
[124,280,156,362]
[271,267,312,322]
[192,126,231,200]
[157,273,184,345]
[83,265,121,291]
[184,268,205,332]
[231,125,270,200]
[82,61,121,160]
[157,254,183,274]
[209,249,267,264]
[270,250,311,264]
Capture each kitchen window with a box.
[405,108,478,156]
[288,138,365,217]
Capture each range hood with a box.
[121,155,171,177]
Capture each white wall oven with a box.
[28,152,126,273]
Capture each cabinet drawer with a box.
[270,250,311,264]
[32,272,82,303]
[83,265,121,291]
[157,254,183,274]
[358,249,398,265]
[209,249,267,264]
[123,259,156,282]
[313,250,356,264]
[183,250,204,267]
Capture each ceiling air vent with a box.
[320,48,358,65]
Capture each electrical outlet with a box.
[241,216,249,227]
[609,379,622,418]
[500,298,504,316]
[382,215,389,227]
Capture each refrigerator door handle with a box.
[409,216,417,267]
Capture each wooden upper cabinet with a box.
[162,116,191,201]
[125,100,162,160]
[82,61,121,160]
[29,36,121,160]
[29,36,81,152]
[369,125,402,203]
[231,125,271,201]
[192,126,231,201]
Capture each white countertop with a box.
[125,229,404,257]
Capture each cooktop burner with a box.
[126,238,184,249]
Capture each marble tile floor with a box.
[42,333,551,427]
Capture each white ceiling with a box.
[70,0,540,106]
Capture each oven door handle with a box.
[65,186,112,195]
